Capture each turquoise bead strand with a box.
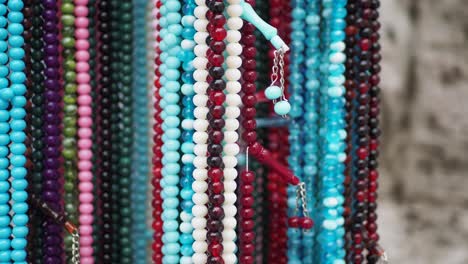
[8,0,29,263]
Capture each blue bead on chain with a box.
[178,0,196,262]
[317,0,347,263]
[159,0,183,261]
[302,0,321,261]
[7,0,28,263]
[131,0,149,262]
[287,0,306,261]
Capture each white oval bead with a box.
[225,69,241,81]
[226,30,241,43]
[222,229,236,241]
[223,131,238,143]
[222,217,237,229]
[226,4,242,17]
[227,17,243,31]
[222,241,236,253]
[223,168,237,180]
[224,143,239,156]
[222,253,237,264]
[192,253,207,264]
[226,81,241,93]
[223,180,237,193]
[192,241,208,252]
[226,55,242,68]
[192,229,207,241]
[192,180,208,193]
[192,131,208,142]
[225,106,240,118]
[226,43,242,56]
[192,205,208,217]
[194,6,208,18]
[223,192,237,205]
[224,119,239,131]
[193,107,208,119]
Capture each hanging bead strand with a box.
[41,0,64,262]
[238,2,256,261]
[366,1,382,262]
[179,0,196,262]
[191,0,210,262]
[74,0,94,262]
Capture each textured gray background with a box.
[379,1,468,263]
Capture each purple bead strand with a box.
[42,0,63,263]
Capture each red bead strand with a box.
[151,1,164,262]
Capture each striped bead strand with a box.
[131,0,149,262]
[41,0,64,262]
[159,0,182,261]
[191,0,210,262]
[7,0,29,262]
[74,0,94,262]
[179,0,196,262]
[222,0,242,263]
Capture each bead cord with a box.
[179,0,196,262]
[60,0,80,260]
[151,0,164,261]
[365,1,381,263]
[74,0,94,262]
[203,0,228,262]
[345,0,370,263]
[95,0,113,260]
[302,0,321,261]
[131,0,148,262]
[286,0,306,260]
[238,0,256,261]
[222,0,243,261]
[191,0,210,261]
[41,0,64,262]
[116,0,133,262]
[316,0,347,263]
[159,0,183,260]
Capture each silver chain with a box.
[71,231,80,264]
[270,49,287,102]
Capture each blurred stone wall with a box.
[379,0,468,263]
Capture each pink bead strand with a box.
[74,1,94,263]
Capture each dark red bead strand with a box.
[151,0,164,262]
[206,0,227,262]
[239,12,257,264]
[366,1,382,263]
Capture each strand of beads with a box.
[96,0,113,260]
[179,0,196,262]
[26,0,45,261]
[222,0,243,262]
[366,1,381,262]
[302,0,321,261]
[151,0,164,261]
[7,0,29,262]
[238,2,256,261]
[159,0,182,261]
[205,0,227,262]
[74,0,94,262]
[115,1,133,262]
[287,0,306,260]
[317,0,347,263]
[41,0,64,262]
[60,0,79,260]
[130,0,148,262]
[0,1,11,261]
[191,0,210,262]
[346,0,369,263]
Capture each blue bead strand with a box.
[302,0,321,261]
[287,0,306,261]
[317,0,347,263]
[0,1,11,262]
[7,0,29,263]
[131,0,149,262]
[178,0,196,262]
[159,0,183,261]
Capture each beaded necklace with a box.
[131,0,149,262]
[151,0,164,261]
[74,0,94,262]
[366,1,382,263]
[25,0,45,261]
[179,0,196,262]
[41,0,64,262]
[191,0,210,261]
[5,0,29,262]
[60,0,79,260]
[316,0,347,263]
[159,0,183,261]
[96,0,113,260]
[204,0,228,261]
